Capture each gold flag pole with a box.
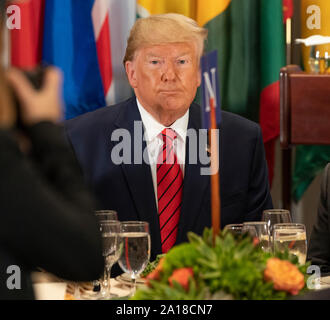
[209,97,221,243]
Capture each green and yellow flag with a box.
[293,0,330,201]
[137,0,286,184]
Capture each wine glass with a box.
[242,221,270,252]
[95,210,118,221]
[118,221,151,297]
[99,220,121,299]
[273,223,307,265]
[93,210,118,294]
[223,224,243,235]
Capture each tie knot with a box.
[161,128,177,143]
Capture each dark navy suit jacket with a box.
[65,97,273,260]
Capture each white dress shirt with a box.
[136,98,189,207]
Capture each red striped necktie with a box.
[157,128,183,253]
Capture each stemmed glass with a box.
[99,220,121,299]
[242,221,270,252]
[273,223,307,265]
[76,210,119,299]
[118,221,151,297]
[94,210,118,295]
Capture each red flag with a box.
[283,0,293,22]
[9,0,45,69]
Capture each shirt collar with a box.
[136,98,189,142]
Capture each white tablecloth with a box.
[31,272,330,300]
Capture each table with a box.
[31,272,330,300]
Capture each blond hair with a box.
[123,13,208,64]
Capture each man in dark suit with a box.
[308,163,330,274]
[65,13,273,260]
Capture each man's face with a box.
[125,42,201,123]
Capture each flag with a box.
[137,0,194,18]
[9,0,44,69]
[259,0,286,185]
[283,0,294,22]
[292,0,330,201]
[196,0,285,186]
[106,0,136,105]
[200,50,221,129]
[42,0,106,119]
[9,0,135,119]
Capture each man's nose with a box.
[161,61,176,81]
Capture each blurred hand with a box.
[6,67,63,126]
[0,88,16,129]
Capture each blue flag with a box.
[42,0,105,120]
[200,50,221,129]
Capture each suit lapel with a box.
[176,103,210,244]
[113,98,162,254]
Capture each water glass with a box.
[273,223,307,265]
[242,221,270,252]
[95,210,118,221]
[262,209,292,236]
[223,224,243,235]
[118,221,151,296]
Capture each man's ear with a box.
[125,61,137,88]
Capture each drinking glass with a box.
[223,224,243,235]
[99,220,121,299]
[118,221,151,296]
[273,223,307,265]
[242,221,270,252]
[91,210,118,295]
[262,209,292,238]
[95,210,118,221]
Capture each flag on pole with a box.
[283,0,294,22]
[200,50,221,129]
[200,50,221,237]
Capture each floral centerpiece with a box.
[133,228,310,300]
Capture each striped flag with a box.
[9,0,135,119]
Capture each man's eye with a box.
[150,60,159,65]
[178,59,187,65]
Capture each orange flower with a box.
[252,237,260,247]
[168,267,194,291]
[264,257,305,295]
